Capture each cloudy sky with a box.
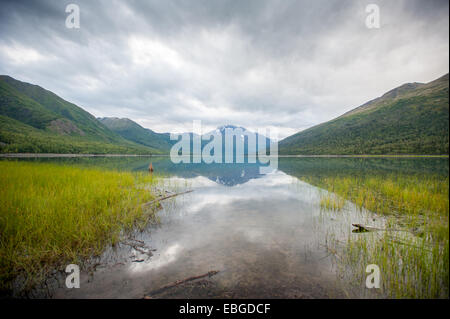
[0,0,448,139]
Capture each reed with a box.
[308,173,449,298]
[0,161,158,293]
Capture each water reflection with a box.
[4,156,447,298]
[131,243,182,273]
[50,170,356,298]
[5,156,448,186]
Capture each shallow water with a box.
[4,156,448,298]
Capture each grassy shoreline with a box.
[1,153,448,158]
[0,161,159,294]
[311,173,449,298]
[0,153,166,158]
[279,154,449,158]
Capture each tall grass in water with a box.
[0,161,158,293]
[309,174,449,298]
[320,193,345,211]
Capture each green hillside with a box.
[98,117,174,152]
[0,75,162,154]
[279,74,449,155]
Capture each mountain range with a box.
[0,75,162,154]
[0,73,448,155]
[98,117,174,152]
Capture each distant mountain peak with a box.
[206,125,258,137]
[217,124,246,130]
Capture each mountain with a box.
[166,125,271,156]
[279,73,449,155]
[0,75,162,154]
[204,124,271,154]
[98,117,174,152]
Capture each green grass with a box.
[311,173,449,298]
[0,161,159,293]
[320,193,345,211]
[337,223,449,298]
[0,115,162,154]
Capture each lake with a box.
[3,156,448,298]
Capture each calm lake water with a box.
[4,156,448,298]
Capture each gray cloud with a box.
[0,0,448,138]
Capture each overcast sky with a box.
[0,0,448,138]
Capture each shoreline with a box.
[0,161,160,296]
[0,153,448,158]
[0,153,167,158]
[277,154,449,158]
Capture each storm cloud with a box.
[0,0,448,138]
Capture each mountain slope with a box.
[0,75,162,154]
[279,73,449,155]
[98,117,174,152]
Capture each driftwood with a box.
[144,270,220,297]
[134,246,151,255]
[352,223,410,233]
[122,241,155,257]
[132,259,145,263]
[352,224,384,232]
[142,190,194,207]
[123,241,146,248]
[128,238,145,244]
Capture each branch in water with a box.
[143,270,220,298]
[142,190,194,207]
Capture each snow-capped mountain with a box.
[203,125,271,153]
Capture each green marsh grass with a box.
[320,193,346,211]
[0,161,158,293]
[308,174,449,298]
